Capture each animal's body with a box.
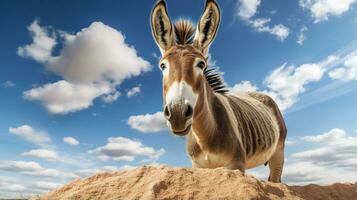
[151,0,287,182]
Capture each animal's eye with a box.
[196,61,206,70]
[160,63,167,71]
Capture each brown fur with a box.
[151,0,287,183]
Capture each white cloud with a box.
[24,80,112,114]
[284,128,357,184]
[63,136,80,146]
[17,19,56,62]
[231,81,258,93]
[236,0,261,20]
[299,0,357,23]
[297,26,308,45]
[302,128,346,142]
[283,161,329,184]
[0,176,63,198]
[248,18,290,41]
[293,128,357,168]
[230,50,355,111]
[88,137,165,162]
[22,149,59,161]
[9,125,51,146]
[229,44,356,112]
[329,50,357,81]
[101,91,121,103]
[285,137,297,146]
[0,160,76,178]
[0,161,42,172]
[127,86,141,98]
[263,55,339,110]
[235,1,290,41]
[19,20,151,114]
[2,80,15,88]
[127,112,167,133]
[30,181,62,191]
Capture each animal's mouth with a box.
[172,124,192,136]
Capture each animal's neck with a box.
[191,81,219,151]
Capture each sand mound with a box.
[32,165,357,200]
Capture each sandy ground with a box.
[32,165,357,200]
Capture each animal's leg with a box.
[191,160,199,168]
[268,143,284,183]
[226,161,245,173]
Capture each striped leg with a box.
[268,143,284,183]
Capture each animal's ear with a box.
[151,0,175,54]
[193,0,221,55]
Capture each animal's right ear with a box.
[151,0,175,54]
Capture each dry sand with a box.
[32,165,357,200]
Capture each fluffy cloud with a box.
[19,20,151,114]
[284,128,357,184]
[231,81,258,93]
[22,149,60,161]
[299,0,357,23]
[101,91,121,103]
[293,128,357,168]
[24,80,112,114]
[127,112,167,133]
[230,46,357,112]
[329,51,357,81]
[263,55,338,110]
[0,161,76,178]
[236,1,290,41]
[2,80,15,88]
[0,176,62,198]
[127,86,141,98]
[88,137,165,162]
[297,26,308,45]
[247,18,290,41]
[236,0,261,20]
[63,136,80,146]
[9,125,51,146]
[232,55,339,111]
[17,19,56,62]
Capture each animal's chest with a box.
[191,151,231,168]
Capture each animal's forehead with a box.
[161,45,206,61]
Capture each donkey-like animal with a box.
[151,0,287,182]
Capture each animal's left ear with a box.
[193,0,221,55]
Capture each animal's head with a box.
[151,0,221,136]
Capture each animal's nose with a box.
[164,104,171,120]
[184,104,193,119]
[164,103,193,120]
[164,102,193,133]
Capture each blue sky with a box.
[0,0,356,198]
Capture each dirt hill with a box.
[32,165,357,200]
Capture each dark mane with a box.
[174,20,195,45]
[174,20,228,94]
[204,67,229,94]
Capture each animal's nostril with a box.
[185,105,193,119]
[164,105,171,119]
